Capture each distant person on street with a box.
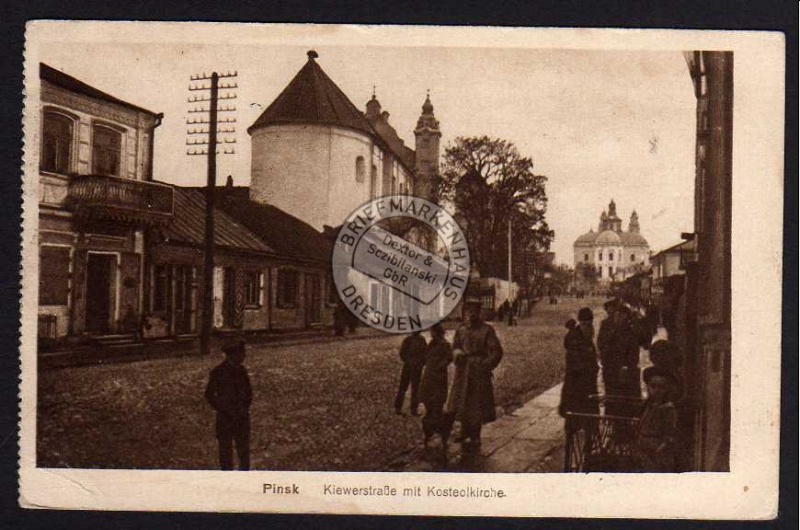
[509,299,519,326]
[333,301,347,336]
[499,299,510,323]
[558,308,600,426]
[205,338,252,471]
[633,366,679,472]
[445,301,504,451]
[394,331,427,416]
[346,309,358,334]
[419,323,454,451]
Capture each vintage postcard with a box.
[19,22,784,518]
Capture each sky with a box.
[37,32,698,264]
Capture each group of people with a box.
[204,296,683,472]
[497,299,519,326]
[559,299,683,472]
[203,300,504,471]
[394,301,504,458]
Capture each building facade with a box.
[37,63,172,345]
[248,50,441,231]
[36,63,340,356]
[144,186,336,339]
[573,199,650,285]
[650,239,696,287]
[681,51,733,472]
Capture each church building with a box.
[573,199,650,284]
[247,50,441,231]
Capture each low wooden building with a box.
[144,186,336,340]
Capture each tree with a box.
[436,136,554,279]
[574,262,599,290]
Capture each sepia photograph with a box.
[18,22,784,517]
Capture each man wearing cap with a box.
[205,338,252,471]
[394,331,427,416]
[444,301,504,450]
[559,307,599,422]
[632,366,679,472]
[597,299,641,414]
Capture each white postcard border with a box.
[19,22,784,518]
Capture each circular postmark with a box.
[332,195,471,333]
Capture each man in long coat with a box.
[445,301,503,449]
[559,308,599,422]
[597,300,641,416]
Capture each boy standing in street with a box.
[394,331,427,416]
[205,338,252,471]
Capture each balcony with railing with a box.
[67,174,174,226]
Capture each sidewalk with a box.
[394,383,567,473]
[39,323,406,369]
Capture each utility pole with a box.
[507,218,513,289]
[187,70,238,355]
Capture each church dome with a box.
[574,230,597,246]
[422,93,434,114]
[595,230,622,246]
[620,231,649,246]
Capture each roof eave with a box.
[40,63,161,118]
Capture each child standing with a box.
[419,323,454,451]
[394,331,427,416]
[633,366,679,472]
[205,338,252,471]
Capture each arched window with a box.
[584,253,589,262]
[598,252,603,261]
[630,253,636,262]
[92,124,122,176]
[609,251,614,261]
[355,156,366,183]
[41,111,74,174]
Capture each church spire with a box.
[415,91,439,132]
[422,90,434,114]
[414,92,442,202]
[629,209,640,233]
[365,87,381,120]
[606,198,622,231]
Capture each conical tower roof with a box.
[248,50,374,136]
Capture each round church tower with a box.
[248,51,379,230]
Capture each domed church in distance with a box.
[573,199,650,283]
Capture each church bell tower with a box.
[414,93,441,202]
[629,210,640,233]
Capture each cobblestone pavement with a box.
[38,298,603,471]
